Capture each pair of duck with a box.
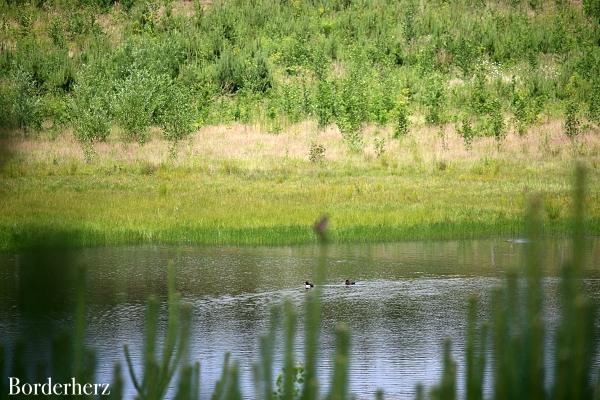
[304,280,355,289]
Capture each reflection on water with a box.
[1,239,599,399]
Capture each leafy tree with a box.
[336,66,368,151]
[423,75,446,126]
[393,92,410,138]
[564,100,581,141]
[457,116,475,150]
[159,84,198,154]
[216,48,244,94]
[114,69,169,144]
[12,69,43,133]
[490,99,506,149]
[315,78,336,127]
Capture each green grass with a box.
[1,146,598,251]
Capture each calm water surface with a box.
[1,238,599,399]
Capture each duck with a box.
[305,281,314,289]
[345,279,356,285]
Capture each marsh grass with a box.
[1,122,598,250]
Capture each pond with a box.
[1,238,599,399]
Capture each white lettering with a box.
[83,383,92,395]
[21,383,32,396]
[71,377,81,395]
[7,377,109,396]
[41,379,51,395]
[53,382,63,395]
[8,377,20,395]
[101,383,111,395]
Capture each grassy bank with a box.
[1,122,599,250]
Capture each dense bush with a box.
[114,68,169,144]
[159,83,198,147]
[0,0,599,143]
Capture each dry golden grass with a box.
[5,119,599,169]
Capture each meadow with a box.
[1,120,599,250]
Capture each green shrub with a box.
[393,93,410,138]
[583,0,600,22]
[452,38,478,77]
[470,69,492,116]
[48,18,67,49]
[159,84,198,148]
[216,48,244,93]
[457,116,475,150]
[510,83,527,135]
[587,80,600,124]
[308,142,325,163]
[315,79,336,127]
[564,100,581,141]
[336,63,368,150]
[11,69,43,133]
[2,0,600,142]
[244,50,273,94]
[114,69,169,144]
[70,64,113,144]
[72,98,111,143]
[374,136,386,158]
[423,74,446,126]
[489,98,506,149]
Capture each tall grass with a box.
[1,166,598,399]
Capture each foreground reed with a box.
[0,166,597,399]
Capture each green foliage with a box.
[309,142,326,163]
[470,70,492,116]
[245,50,273,94]
[489,99,506,148]
[336,64,368,151]
[430,340,457,400]
[452,39,479,77]
[587,80,600,124]
[511,85,532,136]
[159,84,198,146]
[457,116,475,150]
[124,263,193,399]
[464,298,486,400]
[10,68,43,133]
[48,18,67,49]
[583,0,600,23]
[114,69,169,144]
[374,136,386,158]
[216,48,244,94]
[315,79,336,127]
[393,94,410,138]
[423,75,446,126]
[71,80,111,144]
[1,0,599,142]
[274,364,304,400]
[563,100,581,141]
